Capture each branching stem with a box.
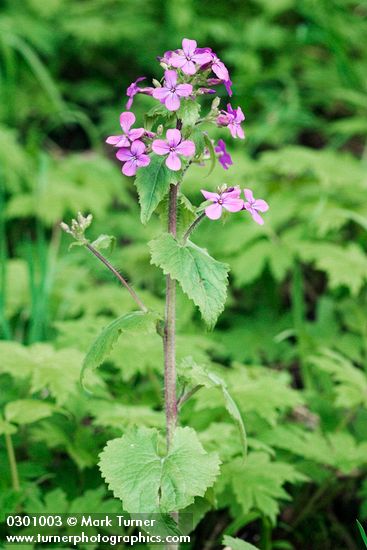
[182,212,206,244]
[85,243,147,313]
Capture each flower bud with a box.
[152,79,161,88]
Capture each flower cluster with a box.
[201,186,269,225]
[105,37,268,224]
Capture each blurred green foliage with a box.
[1,0,367,549]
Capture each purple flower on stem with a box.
[106,112,145,148]
[201,187,244,220]
[243,189,269,225]
[152,70,192,111]
[215,139,233,170]
[116,140,150,176]
[211,53,229,81]
[224,79,233,97]
[217,104,245,139]
[170,39,212,75]
[126,77,145,109]
[152,129,195,171]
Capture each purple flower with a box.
[211,53,230,81]
[152,70,192,111]
[152,129,195,171]
[224,79,233,97]
[126,77,145,109]
[201,187,244,220]
[217,104,245,139]
[243,189,269,225]
[116,140,150,177]
[170,38,212,75]
[215,139,233,170]
[106,112,145,148]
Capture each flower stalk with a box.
[5,433,20,492]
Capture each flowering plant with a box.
[62,38,268,547]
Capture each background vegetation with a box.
[1,0,367,548]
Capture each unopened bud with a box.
[156,124,164,135]
[152,79,161,88]
[211,97,220,110]
[60,222,71,234]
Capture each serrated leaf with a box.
[189,128,205,157]
[81,311,159,385]
[5,400,59,425]
[99,426,221,513]
[149,233,229,328]
[179,358,247,457]
[224,453,306,524]
[223,535,259,550]
[134,154,179,224]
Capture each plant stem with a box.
[164,183,178,448]
[85,243,148,313]
[164,183,178,550]
[182,212,206,244]
[5,433,20,492]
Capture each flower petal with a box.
[164,69,177,88]
[223,187,241,199]
[180,60,196,75]
[136,154,151,168]
[212,60,229,81]
[170,54,188,69]
[253,199,269,212]
[250,210,264,225]
[152,87,169,102]
[106,135,129,147]
[244,189,254,202]
[130,140,146,156]
[116,148,132,162]
[205,203,223,220]
[201,189,220,201]
[166,129,182,147]
[120,112,135,133]
[165,92,180,111]
[166,152,181,171]
[182,38,197,56]
[128,128,145,141]
[152,139,170,156]
[122,159,137,176]
[192,52,213,65]
[223,198,245,212]
[176,84,193,97]
[175,139,195,157]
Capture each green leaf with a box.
[177,100,200,127]
[134,154,179,224]
[357,520,367,548]
[224,453,306,523]
[99,426,221,513]
[81,311,159,385]
[223,535,259,550]
[149,233,229,328]
[179,358,247,457]
[189,128,206,157]
[5,400,59,425]
[91,234,116,252]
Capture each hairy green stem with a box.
[182,212,206,244]
[85,243,147,313]
[5,433,20,492]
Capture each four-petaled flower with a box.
[217,104,245,139]
[152,129,195,171]
[243,189,269,225]
[215,139,233,170]
[116,140,150,176]
[153,70,192,111]
[201,187,244,220]
[106,112,145,147]
[170,39,212,75]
